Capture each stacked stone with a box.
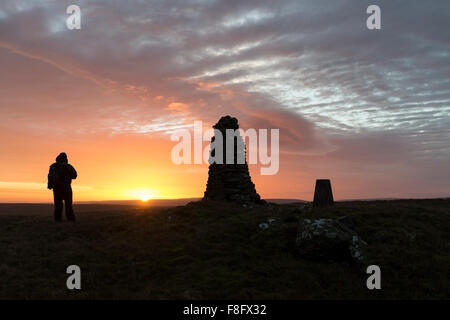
[203,115,262,204]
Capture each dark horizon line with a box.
[1,196,449,205]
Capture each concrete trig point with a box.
[313,179,334,207]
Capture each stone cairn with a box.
[203,115,262,204]
[313,179,334,207]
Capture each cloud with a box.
[0,0,449,199]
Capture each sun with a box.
[123,188,159,203]
[140,195,151,202]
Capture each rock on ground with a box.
[295,216,367,261]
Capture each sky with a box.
[0,0,449,202]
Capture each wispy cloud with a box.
[0,0,449,199]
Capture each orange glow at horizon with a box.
[0,129,209,203]
[0,128,316,203]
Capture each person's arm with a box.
[69,165,77,180]
[47,166,54,190]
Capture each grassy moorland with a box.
[0,199,449,299]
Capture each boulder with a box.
[295,216,367,261]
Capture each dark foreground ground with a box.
[0,199,449,299]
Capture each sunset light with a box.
[140,195,151,202]
[124,188,160,203]
[0,0,448,305]
[0,1,449,204]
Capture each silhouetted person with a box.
[47,152,77,222]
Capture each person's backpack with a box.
[48,163,72,188]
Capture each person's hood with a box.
[56,152,68,164]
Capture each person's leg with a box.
[53,188,63,222]
[64,186,75,222]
